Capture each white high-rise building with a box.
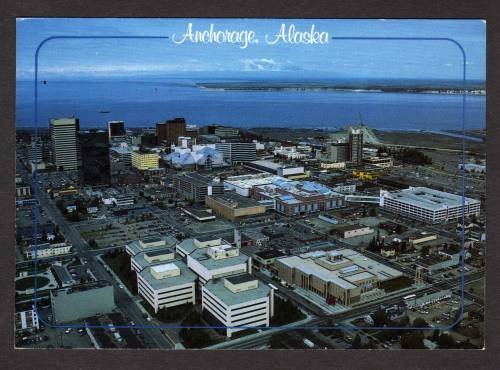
[50,117,79,171]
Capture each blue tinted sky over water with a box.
[16,18,486,81]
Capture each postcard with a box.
[15,18,485,350]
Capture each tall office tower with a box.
[348,128,363,166]
[325,142,349,162]
[156,117,187,146]
[50,117,79,171]
[185,124,199,140]
[215,142,257,163]
[107,121,126,139]
[29,138,43,163]
[140,132,157,147]
[79,130,110,185]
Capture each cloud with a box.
[241,58,303,72]
[17,62,231,77]
[242,58,281,71]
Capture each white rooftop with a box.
[151,263,179,274]
[382,187,480,211]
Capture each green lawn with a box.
[102,252,137,294]
[15,276,50,290]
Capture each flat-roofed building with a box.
[131,149,159,170]
[126,235,178,257]
[223,173,289,197]
[112,194,135,207]
[181,207,216,222]
[253,249,286,268]
[275,249,402,305]
[131,247,176,273]
[110,144,132,164]
[205,192,267,222]
[108,120,126,139]
[176,236,223,259]
[24,242,72,260]
[253,178,345,217]
[50,117,79,171]
[416,248,461,275]
[380,187,481,224]
[15,307,39,333]
[137,259,196,313]
[186,243,251,285]
[215,142,256,163]
[50,281,115,323]
[363,156,393,168]
[214,126,239,139]
[244,159,304,177]
[335,224,374,239]
[156,118,186,146]
[172,172,224,203]
[79,129,110,185]
[202,274,273,338]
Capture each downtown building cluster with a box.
[126,235,273,338]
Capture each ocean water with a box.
[16,78,486,131]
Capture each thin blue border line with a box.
[30,35,470,335]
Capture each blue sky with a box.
[16,18,486,81]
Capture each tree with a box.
[437,334,456,349]
[412,317,429,329]
[179,310,212,348]
[421,245,431,256]
[371,309,388,327]
[368,207,378,217]
[432,329,440,342]
[400,332,425,349]
[352,334,362,349]
[394,224,405,234]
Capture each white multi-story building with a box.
[24,242,72,260]
[137,260,197,313]
[184,239,251,285]
[215,142,257,163]
[202,274,273,338]
[50,117,79,171]
[176,236,224,259]
[126,235,178,257]
[131,247,176,273]
[380,187,481,224]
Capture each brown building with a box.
[156,118,187,146]
[275,249,402,306]
[205,192,267,222]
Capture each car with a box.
[119,284,124,289]
[64,328,72,334]
[130,321,136,326]
[146,317,152,322]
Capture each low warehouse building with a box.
[335,224,374,239]
[50,281,115,323]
